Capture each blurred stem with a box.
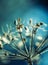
[28,62,32,65]
[29,28,35,56]
[28,60,33,65]
[36,36,48,52]
[37,45,48,54]
[10,44,27,57]
[32,45,48,58]
[19,32,29,55]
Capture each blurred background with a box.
[0,0,48,65]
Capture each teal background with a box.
[0,0,48,65]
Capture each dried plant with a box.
[0,18,48,65]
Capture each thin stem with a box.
[37,45,48,54]
[19,33,29,55]
[14,43,27,57]
[0,49,26,60]
[1,26,5,34]
[29,28,35,56]
[36,36,48,52]
[0,55,26,60]
[32,45,48,58]
[28,60,33,65]
[10,44,27,57]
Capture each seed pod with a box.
[17,18,21,24]
[14,20,16,25]
[24,27,27,30]
[17,26,20,29]
[36,23,40,27]
[40,22,43,25]
[29,18,33,24]
[20,24,23,28]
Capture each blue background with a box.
[0,0,48,65]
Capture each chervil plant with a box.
[0,18,48,65]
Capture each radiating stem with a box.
[10,44,27,57]
[32,45,48,58]
[19,33,29,55]
[28,60,33,65]
[36,36,48,52]
[37,45,48,54]
[29,28,35,56]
